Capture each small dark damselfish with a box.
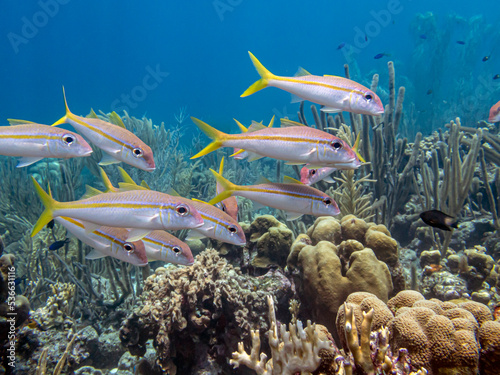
[419,210,458,231]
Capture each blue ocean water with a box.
[1,1,499,136]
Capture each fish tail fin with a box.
[98,167,116,192]
[52,86,72,126]
[208,168,236,205]
[190,117,226,159]
[31,176,59,237]
[218,156,225,175]
[352,131,366,163]
[241,52,275,97]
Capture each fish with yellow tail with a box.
[55,217,149,266]
[209,170,340,221]
[191,117,360,169]
[93,168,246,246]
[52,87,155,171]
[30,177,203,240]
[0,121,92,167]
[241,52,384,116]
[215,157,239,221]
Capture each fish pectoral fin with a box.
[16,157,44,168]
[285,211,304,221]
[185,230,208,241]
[285,161,306,166]
[83,222,101,235]
[99,152,121,166]
[320,107,342,113]
[300,148,317,157]
[86,249,108,260]
[322,176,336,183]
[127,228,152,242]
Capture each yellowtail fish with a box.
[52,88,155,171]
[300,166,337,185]
[93,167,245,246]
[141,230,194,265]
[231,116,275,161]
[55,217,148,266]
[209,170,340,221]
[215,157,238,221]
[191,117,360,169]
[31,177,204,240]
[0,122,92,167]
[118,182,246,246]
[241,52,384,116]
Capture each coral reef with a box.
[119,249,293,373]
[246,215,294,269]
[288,215,408,336]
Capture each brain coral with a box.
[388,291,486,374]
[292,239,393,336]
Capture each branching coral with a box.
[230,295,334,375]
[31,282,76,330]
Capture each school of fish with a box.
[1,51,497,267]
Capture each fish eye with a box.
[310,169,317,176]
[132,148,144,158]
[124,243,135,253]
[172,246,181,254]
[176,204,189,216]
[228,225,237,233]
[331,140,343,150]
[323,197,332,206]
[62,134,75,145]
[364,94,373,102]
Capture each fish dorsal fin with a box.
[98,167,116,192]
[233,118,248,133]
[295,67,312,77]
[7,119,36,125]
[268,115,275,128]
[82,185,104,199]
[283,176,304,184]
[324,74,341,78]
[86,109,99,119]
[352,132,366,163]
[280,118,306,128]
[247,122,267,132]
[140,181,151,190]
[108,112,126,128]
[256,176,272,184]
[219,156,225,175]
[167,188,180,197]
[191,198,208,204]
[117,167,139,186]
[117,182,147,192]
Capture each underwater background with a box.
[1,1,500,374]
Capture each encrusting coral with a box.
[246,215,294,269]
[119,248,293,374]
[31,282,76,330]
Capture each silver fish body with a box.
[0,124,92,167]
[55,217,148,266]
